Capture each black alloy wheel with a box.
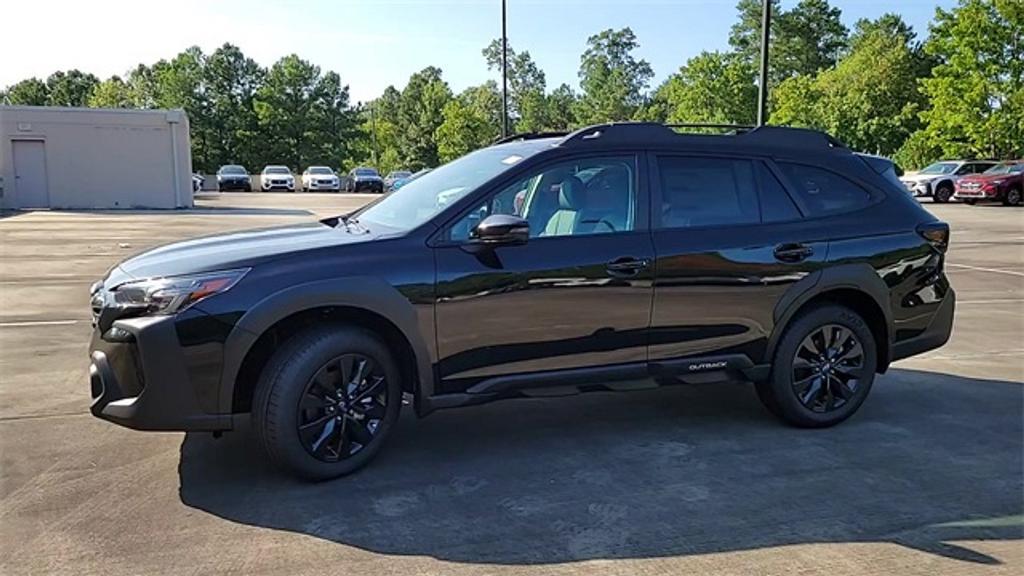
[298,354,389,462]
[791,324,865,413]
[755,304,877,428]
[934,183,953,203]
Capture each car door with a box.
[647,154,829,366]
[432,153,654,394]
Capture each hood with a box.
[900,172,943,184]
[113,221,377,281]
[959,171,1016,183]
[353,174,383,181]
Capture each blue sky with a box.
[3,0,955,102]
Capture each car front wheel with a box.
[756,304,877,428]
[934,183,953,203]
[252,326,402,480]
[1003,187,1022,207]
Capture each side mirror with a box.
[470,214,529,246]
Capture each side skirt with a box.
[416,354,771,416]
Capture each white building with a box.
[0,106,193,210]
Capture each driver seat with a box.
[543,176,586,236]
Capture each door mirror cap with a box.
[470,214,529,246]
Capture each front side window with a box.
[448,156,637,242]
[919,162,957,175]
[656,157,759,228]
[776,163,873,216]
[355,142,549,232]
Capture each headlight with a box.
[991,179,1004,185]
[112,269,249,315]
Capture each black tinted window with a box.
[758,163,801,222]
[657,157,759,228]
[777,163,872,216]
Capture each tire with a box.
[252,326,403,481]
[934,183,953,203]
[1003,187,1022,207]
[755,304,877,428]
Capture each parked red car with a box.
[954,161,1024,206]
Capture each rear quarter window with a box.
[776,163,873,217]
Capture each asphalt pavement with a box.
[1,193,1021,575]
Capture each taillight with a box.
[917,222,950,253]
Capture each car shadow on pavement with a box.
[178,368,1023,565]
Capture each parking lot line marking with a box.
[947,263,1024,278]
[0,320,80,328]
[956,298,1024,305]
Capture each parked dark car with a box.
[87,123,954,480]
[216,165,252,192]
[344,167,384,193]
[954,161,1024,206]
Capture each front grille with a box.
[961,182,981,191]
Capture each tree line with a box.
[2,0,1021,173]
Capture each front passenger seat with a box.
[543,176,585,236]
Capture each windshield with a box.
[265,167,290,175]
[355,168,379,176]
[355,143,548,231]
[919,162,958,175]
[309,167,334,175]
[219,165,246,175]
[984,163,1024,175]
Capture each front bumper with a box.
[352,180,383,193]
[89,315,231,431]
[902,182,931,197]
[218,179,251,191]
[307,180,340,191]
[263,182,295,191]
[891,288,956,363]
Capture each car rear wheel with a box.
[1003,187,1021,207]
[252,326,402,480]
[755,304,877,428]
[934,183,953,203]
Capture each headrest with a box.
[558,175,585,209]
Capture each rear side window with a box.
[656,157,759,228]
[757,163,801,222]
[776,163,872,217]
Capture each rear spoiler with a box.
[857,153,903,177]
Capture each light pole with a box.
[501,0,509,138]
[757,0,772,126]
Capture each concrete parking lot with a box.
[1,193,1021,575]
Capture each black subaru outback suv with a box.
[88,123,954,480]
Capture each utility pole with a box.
[757,0,772,126]
[501,0,509,138]
[369,102,379,168]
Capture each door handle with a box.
[774,243,814,263]
[606,257,650,277]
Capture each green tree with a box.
[2,78,50,105]
[203,43,264,170]
[649,51,758,125]
[576,27,654,124]
[44,70,99,106]
[254,54,325,172]
[483,39,548,130]
[772,14,925,156]
[436,81,503,162]
[397,66,452,169]
[87,76,133,108]
[730,0,847,86]
[311,70,360,168]
[914,0,1024,160]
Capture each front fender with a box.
[217,276,434,415]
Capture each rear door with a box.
[648,154,828,365]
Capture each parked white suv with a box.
[900,160,997,203]
[301,166,340,192]
[260,166,295,191]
